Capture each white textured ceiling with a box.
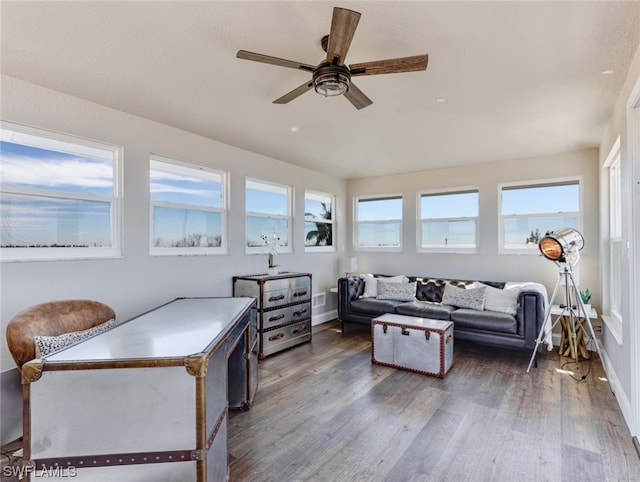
[1,1,639,179]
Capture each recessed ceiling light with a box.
[601,70,614,75]
[290,126,299,132]
[435,97,447,103]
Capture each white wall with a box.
[0,76,345,442]
[598,42,640,434]
[346,149,600,303]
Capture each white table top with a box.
[373,313,452,330]
[550,304,597,319]
[45,297,254,362]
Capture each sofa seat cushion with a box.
[394,301,456,321]
[350,298,405,316]
[450,308,517,334]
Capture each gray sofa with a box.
[337,275,548,351]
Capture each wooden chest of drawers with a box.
[233,272,312,358]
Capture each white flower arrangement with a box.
[261,227,281,268]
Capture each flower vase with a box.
[268,266,279,276]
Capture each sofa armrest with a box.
[517,289,547,344]
[338,276,364,320]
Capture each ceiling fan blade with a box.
[237,50,315,72]
[325,7,361,65]
[273,81,315,104]
[344,82,372,110]
[350,55,429,76]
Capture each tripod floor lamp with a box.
[527,228,602,373]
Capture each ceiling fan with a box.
[236,7,428,110]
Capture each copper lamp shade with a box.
[538,228,584,262]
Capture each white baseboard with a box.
[312,309,337,326]
[600,345,634,433]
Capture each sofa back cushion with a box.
[416,279,447,302]
[415,278,474,302]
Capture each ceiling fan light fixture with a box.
[313,64,350,97]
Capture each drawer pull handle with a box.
[268,314,286,322]
[292,290,308,297]
[292,326,308,335]
[293,308,308,317]
[268,295,285,302]
[268,333,285,342]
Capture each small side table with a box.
[551,304,597,360]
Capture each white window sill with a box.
[1,250,123,262]
[602,314,623,346]
[417,248,478,254]
[355,247,402,253]
[304,246,335,253]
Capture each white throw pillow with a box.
[360,274,378,298]
[34,318,116,358]
[377,280,417,301]
[442,283,486,311]
[475,282,520,315]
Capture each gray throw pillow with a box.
[442,283,486,310]
[34,318,116,358]
[360,274,408,298]
[376,280,417,301]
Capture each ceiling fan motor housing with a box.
[313,62,351,97]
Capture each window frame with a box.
[304,190,335,252]
[0,121,122,262]
[149,155,228,256]
[245,177,293,255]
[498,177,582,255]
[354,194,403,252]
[417,187,479,254]
[603,137,623,342]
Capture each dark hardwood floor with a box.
[229,320,640,482]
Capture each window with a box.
[604,138,622,337]
[418,189,478,252]
[150,156,227,255]
[355,195,402,250]
[304,191,334,251]
[0,122,121,261]
[246,178,291,253]
[499,179,580,253]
